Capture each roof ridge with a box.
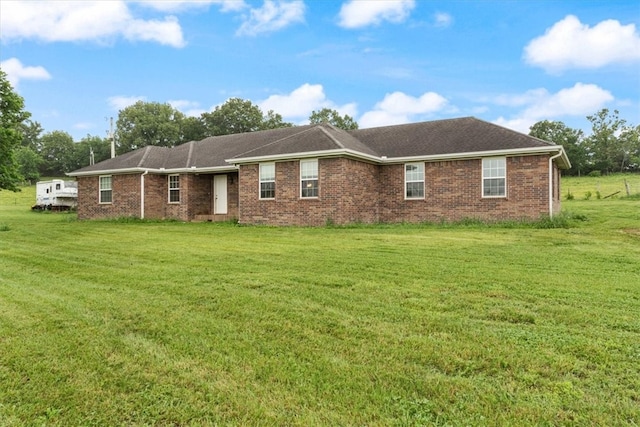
[318,124,346,149]
[186,141,195,167]
[137,145,153,168]
[230,125,317,159]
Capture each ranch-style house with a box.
[68,117,570,226]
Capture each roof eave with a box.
[227,145,571,169]
[67,165,238,177]
[382,145,571,169]
[227,149,380,165]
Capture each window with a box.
[259,163,275,199]
[99,176,112,204]
[301,159,318,198]
[482,157,506,197]
[168,175,180,203]
[405,163,424,199]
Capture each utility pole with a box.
[108,117,115,158]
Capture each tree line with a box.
[529,109,640,176]
[1,67,638,192]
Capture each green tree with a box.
[68,135,111,171]
[585,109,627,174]
[0,69,31,191]
[200,98,292,137]
[309,108,359,130]
[15,146,42,182]
[529,120,586,175]
[39,131,75,176]
[116,101,186,153]
[618,125,640,172]
[201,98,265,136]
[262,110,293,130]
[181,116,207,142]
[20,119,43,152]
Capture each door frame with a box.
[213,174,228,215]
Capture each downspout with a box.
[140,170,149,219]
[548,152,562,217]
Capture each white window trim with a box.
[168,174,180,203]
[259,163,276,200]
[482,157,507,198]
[99,175,112,204]
[300,159,319,199]
[404,162,425,200]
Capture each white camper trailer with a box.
[32,179,78,211]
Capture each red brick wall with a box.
[77,172,239,221]
[238,154,554,226]
[238,158,380,226]
[379,155,551,223]
[78,155,557,224]
[77,174,141,219]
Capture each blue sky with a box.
[1,0,639,141]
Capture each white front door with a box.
[214,175,227,214]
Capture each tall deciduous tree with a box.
[0,69,31,191]
[201,98,293,137]
[116,101,186,153]
[585,109,627,174]
[618,125,640,172]
[39,131,75,176]
[68,135,111,171]
[309,108,358,130]
[15,146,42,182]
[20,119,43,152]
[262,110,293,130]
[201,98,265,136]
[529,120,586,176]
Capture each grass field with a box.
[0,174,639,426]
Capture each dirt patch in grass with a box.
[621,228,640,237]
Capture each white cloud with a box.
[338,0,415,29]
[434,12,452,28]
[259,83,357,121]
[524,15,640,73]
[359,91,448,128]
[168,99,206,117]
[492,83,614,132]
[138,0,247,13]
[0,58,51,88]
[0,1,185,47]
[236,0,305,36]
[108,95,147,111]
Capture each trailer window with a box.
[56,183,61,190]
[99,176,112,204]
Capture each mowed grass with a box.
[0,177,639,426]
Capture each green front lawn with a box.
[0,177,638,426]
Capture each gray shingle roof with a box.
[69,117,566,175]
[349,117,554,158]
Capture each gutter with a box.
[227,145,567,166]
[548,151,563,217]
[67,165,238,177]
[140,170,148,219]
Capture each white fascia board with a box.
[228,145,569,168]
[227,149,380,165]
[382,146,568,165]
[67,165,238,177]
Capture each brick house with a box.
[68,117,570,226]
